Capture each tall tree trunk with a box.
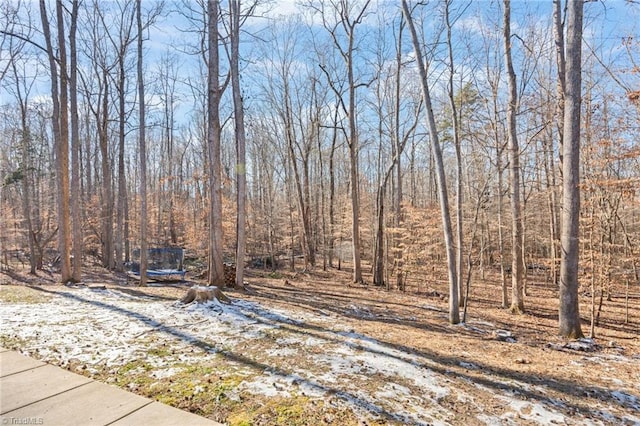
[347,33,362,284]
[137,0,148,287]
[55,0,72,282]
[69,0,82,282]
[559,0,584,339]
[99,69,114,270]
[315,0,371,282]
[373,173,390,287]
[230,0,246,290]
[497,139,508,308]
[12,60,37,275]
[328,105,339,268]
[317,103,328,271]
[445,0,465,307]
[394,16,405,291]
[283,86,313,269]
[115,51,127,272]
[544,109,559,288]
[402,0,459,324]
[553,0,566,171]
[40,0,72,283]
[503,0,525,313]
[207,0,225,286]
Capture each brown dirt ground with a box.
[1,263,639,425]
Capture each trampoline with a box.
[127,247,186,281]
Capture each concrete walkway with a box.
[0,348,223,425]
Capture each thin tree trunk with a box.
[394,16,405,291]
[230,0,246,290]
[402,0,459,324]
[115,52,127,272]
[55,0,72,283]
[14,67,37,275]
[283,88,313,269]
[553,0,566,171]
[347,45,362,284]
[544,120,559,287]
[69,0,81,282]
[503,0,525,313]
[137,0,148,287]
[328,105,339,268]
[207,0,225,286]
[99,68,114,270]
[497,143,508,307]
[445,0,465,307]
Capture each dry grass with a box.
[1,263,639,425]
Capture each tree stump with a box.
[179,286,230,304]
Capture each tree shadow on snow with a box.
[28,286,639,425]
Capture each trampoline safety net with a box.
[128,247,185,280]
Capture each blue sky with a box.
[1,0,638,120]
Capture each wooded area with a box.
[1,0,638,339]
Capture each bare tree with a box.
[207,0,225,286]
[230,0,249,289]
[39,0,72,283]
[99,0,136,271]
[64,0,82,282]
[553,0,566,170]
[559,0,584,338]
[265,16,316,270]
[370,12,421,287]
[402,0,459,324]
[136,0,148,286]
[311,0,371,283]
[7,33,37,275]
[77,1,115,270]
[503,0,525,313]
[444,0,468,306]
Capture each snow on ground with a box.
[1,286,638,425]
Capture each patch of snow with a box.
[346,304,377,319]
[564,338,599,352]
[594,408,625,425]
[461,324,487,334]
[275,336,304,346]
[501,398,565,425]
[265,347,298,357]
[611,390,640,411]
[314,330,452,423]
[475,413,503,425]
[239,372,292,398]
[374,382,411,400]
[302,336,327,346]
[3,286,638,426]
[419,304,442,312]
[151,367,184,379]
[622,413,640,425]
[459,361,480,370]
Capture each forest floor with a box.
[0,265,639,425]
